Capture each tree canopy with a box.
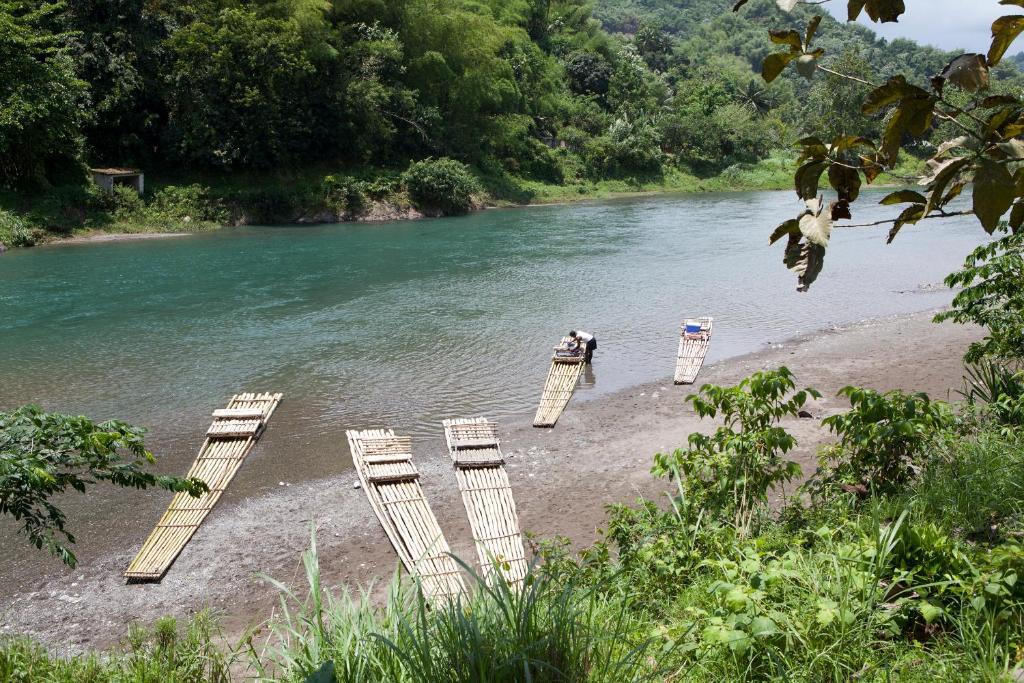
[4,0,1018,193]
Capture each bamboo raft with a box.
[346,429,466,603]
[442,418,527,588]
[674,317,714,385]
[533,336,586,427]
[125,392,283,582]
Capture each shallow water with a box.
[0,190,983,487]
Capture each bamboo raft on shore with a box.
[533,337,586,427]
[346,429,466,603]
[442,418,528,588]
[674,317,713,385]
[125,392,283,582]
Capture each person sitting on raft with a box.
[570,330,597,364]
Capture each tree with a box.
[0,1,87,185]
[564,51,613,96]
[164,7,318,168]
[935,230,1024,364]
[803,47,879,142]
[0,405,207,567]
[733,0,1024,291]
[634,20,672,72]
[57,0,172,165]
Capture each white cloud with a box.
[822,1,1008,52]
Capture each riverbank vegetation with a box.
[0,0,1010,246]
[4,242,1024,679]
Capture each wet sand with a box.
[0,312,981,654]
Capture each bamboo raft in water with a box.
[533,336,586,427]
[346,429,466,604]
[442,418,527,588]
[125,392,283,582]
[674,317,714,385]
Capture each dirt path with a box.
[0,312,980,655]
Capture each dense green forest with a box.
[2,0,1023,244]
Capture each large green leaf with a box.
[879,94,936,164]
[831,135,875,154]
[797,136,828,162]
[939,53,990,92]
[769,219,801,245]
[848,0,906,22]
[795,159,827,199]
[795,54,819,80]
[880,189,927,205]
[784,235,826,292]
[973,158,1017,232]
[922,156,970,215]
[763,52,797,82]
[887,204,925,243]
[769,29,802,51]
[804,15,822,47]
[828,164,861,202]
[1010,200,1024,231]
[988,15,1024,66]
[862,76,928,115]
[997,139,1024,159]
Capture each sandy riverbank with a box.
[0,311,981,654]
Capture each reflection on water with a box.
[0,190,984,489]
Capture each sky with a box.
[822,1,1007,52]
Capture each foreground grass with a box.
[0,613,232,682]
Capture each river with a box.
[0,190,983,493]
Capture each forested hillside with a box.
[2,0,1022,244]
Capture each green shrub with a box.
[909,430,1024,537]
[820,387,954,493]
[149,184,227,223]
[0,405,206,566]
[0,209,40,247]
[226,186,306,223]
[322,174,366,214]
[401,158,480,215]
[652,367,819,535]
[961,361,1024,428]
[361,174,401,199]
[935,230,1024,364]
[111,184,145,220]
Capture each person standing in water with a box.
[570,329,597,364]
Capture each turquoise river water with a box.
[0,190,984,488]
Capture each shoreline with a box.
[0,310,982,654]
[24,185,752,247]
[28,180,893,248]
